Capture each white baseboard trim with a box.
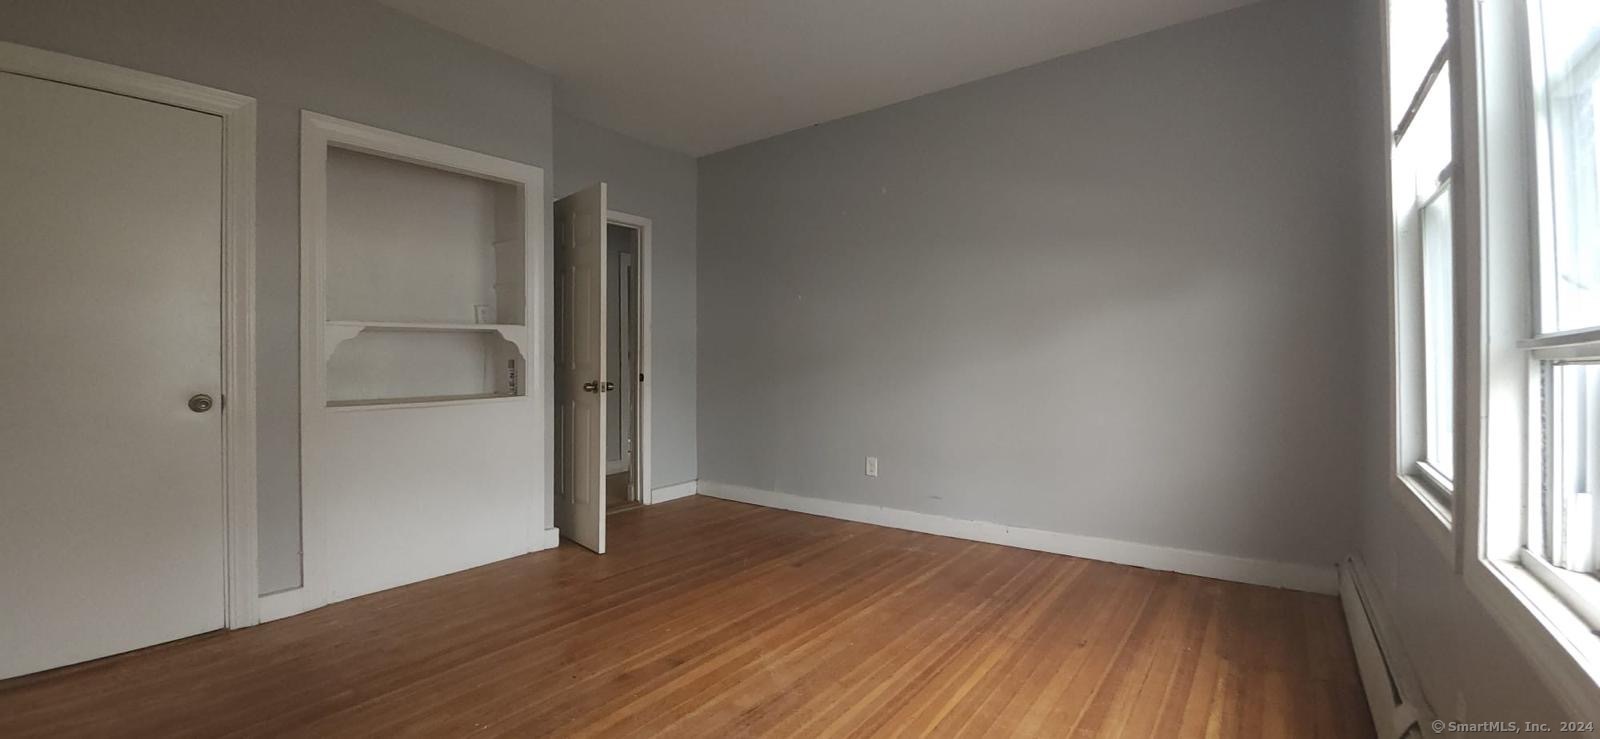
[534,526,561,551]
[698,481,1337,594]
[651,480,697,504]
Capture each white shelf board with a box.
[327,393,530,412]
[323,319,530,362]
[326,319,524,332]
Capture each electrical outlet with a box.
[865,456,879,477]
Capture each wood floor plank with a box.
[0,496,1372,738]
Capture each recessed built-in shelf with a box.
[300,111,548,611]
[316,142,532,410]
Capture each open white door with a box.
[554,183,607,553]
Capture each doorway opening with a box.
[606,220,643,514]
[553,183,651,554]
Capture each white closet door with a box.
[554,183,607,553]
[0,70,226,679]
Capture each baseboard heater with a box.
[1341,556,1433,739]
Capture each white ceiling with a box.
[380,0,1261,156]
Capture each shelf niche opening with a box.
[325,328,526,407]
[325,146,525,326]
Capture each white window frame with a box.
[1518,0,1600,638]
[1384,0,1459,562]
[1459,0,1600,720]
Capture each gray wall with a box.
[1341,0,1571,729]
[0,0,555,594]
[555,111,699,491]
[696,0,1367,569]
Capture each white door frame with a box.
[606,211,653,504]
[0,42,259,627]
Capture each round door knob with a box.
[602,381,616,392]
[582,381,599,393]
[188,394,214,413]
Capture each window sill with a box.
[1392,472,1455,565]
[1521,550,1600,632]
[1466,556,1600,722]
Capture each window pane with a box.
[1388,0,1448,132]
[1548,362,1600,572]
[1401,64,1453,195]
[1422,186,1454,481]
[1535,1,1600,332]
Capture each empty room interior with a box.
[5,0,1600,736]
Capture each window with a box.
[1390,0,1457,501]
[1523,0,1600,627]
[1432,0,1600,710]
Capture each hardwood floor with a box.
[0,496,1371,738]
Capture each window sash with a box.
[1525,2,1600,583]
[1531,0,1600,335]
[1392,19,1456,494]
[1537,360,1600,573]
[1421,181,1456,483]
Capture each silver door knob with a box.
[188,394,214,413]
[583,381,599,393]
[602,381,615,392]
